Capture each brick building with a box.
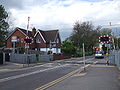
[6,27,61,53]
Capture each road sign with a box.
[24,37,32,44]
[11,36,17,42]
[24,39,32,43]
[99,35,111,43]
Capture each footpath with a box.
[47,59,120,90]
[0,56,94,72]
[0,62,47,72]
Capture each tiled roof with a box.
[18,28,33,37]
[6,27,33,40]
[39,29,58,43]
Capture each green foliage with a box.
[0,5,9,47]
[68,21,100,52]
[118,38,120,49]
[114,37,120,49]
[75,51,93,57]
[61,41,76,55]
[47,50,52,54]
[75,52,83,57]
[36,54,39,61]
[100,28,112,35]
[85,52,93,56]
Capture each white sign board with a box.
[11,36,17,42]
[25,44,29,48]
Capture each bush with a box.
[47,50,52,54]
[74,51,93,57]
[36,54,39,61]
[85,52,93,56]
[75,52,83,57]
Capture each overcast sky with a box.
[0,0,120,40]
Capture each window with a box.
[57,39,59,43]
[12,42,18,48]
[36,39,41,43]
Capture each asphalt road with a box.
[47,59,120,90]
[0,57,95,90]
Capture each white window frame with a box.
[36,38,41,43]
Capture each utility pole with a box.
[83,43,86,70]
[27,17,30,34]
[25,17,30,67]
[109,22,116,50]
[26,17,30,54]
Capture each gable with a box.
[34,31,46,43]
[38,30,59,43]
[6,28,28,40]
[44,30,58,42]
[55,33,61,44]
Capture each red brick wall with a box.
[7,29,27,48]
[35,32,61,48]
[53,54,71,60]
[35,33,46,48]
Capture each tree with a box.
[6,11,16,32]
[0,5,9,47]
[68,21,100,52]
[61,41,76,55]
[100,28,112,35]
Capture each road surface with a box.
[0,57,96,90]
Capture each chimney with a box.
[32,27,36,36]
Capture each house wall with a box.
[7,28,61,54]
[35,31,61,53]
[40,48,61,53]
[7,29,27,48]
[55,34,61,48]
[35,32,61,48]
[35,33,46,48]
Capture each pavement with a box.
[0,58,73,72]
[47,59,120,90]
[0,56,93,72]
[0,62,47,72]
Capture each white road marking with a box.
[0,57,94,83]
[0,64,69,83]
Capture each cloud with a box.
[1,0,120,40]
[0,0,24,9]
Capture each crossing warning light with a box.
[99,35,111,43]
[24,37,32,44]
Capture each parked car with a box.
[95,51,104,59]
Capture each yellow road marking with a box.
[34,63,94,90]
[35,67,83,90]
[118,76,120,80]
[91,65,115,68]
[0,69,10,72]
[93,61,98,64]
[12,63,24,67]
[35,60,98,90]
[74,73,87,77]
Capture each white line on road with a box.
[0,64,69,83]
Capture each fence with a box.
[0,53,3,65]
[10,54,53,63]
[109,50,120,69]
[10,54,36,64]
[38,55,53,61]
[9,54,71,64]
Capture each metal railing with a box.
[109,50,120,69]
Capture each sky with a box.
[0,0,120,40]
